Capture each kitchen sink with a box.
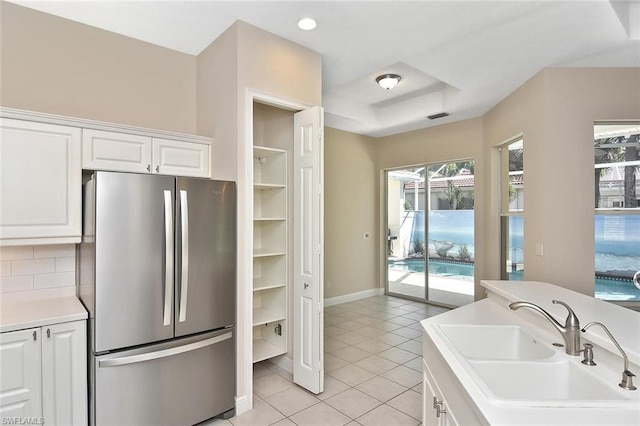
[434,323,639,408]
[468,359,635,406]
[436,324,555,360]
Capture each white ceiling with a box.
[8,0,640,137]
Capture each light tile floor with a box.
[208,295,449,426]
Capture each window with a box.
[499,138,524,280]
[594,123,640,301]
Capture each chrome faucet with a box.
[509,300,581,356]
[582,321,636,391]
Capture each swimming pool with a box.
[389,258,640,301]
[389,258,474,281]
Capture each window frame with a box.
[499,136,524,281]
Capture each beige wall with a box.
[484,68,640,295]
[0,2,197,134]
[236,21,322,108]
[197,24,239,181]
[482,72,546,286]
[197,20,322,409]
[339,67,639,301]
[324,127,378,299]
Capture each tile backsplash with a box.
[0,244,76,293]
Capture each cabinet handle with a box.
[433,396,441,409]
[147,164,151,172]
[46,328,51,338]
[433,396,447,418]
[33,330,37,341]
[156,165,160,173]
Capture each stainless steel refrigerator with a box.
[78,171,236,425]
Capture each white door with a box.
[42,321,88,425]
[293,106,324,394]
[0,328,42,418]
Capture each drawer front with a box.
[94,329,234,425]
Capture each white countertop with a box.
[0,291,87,333]
[421,280,640,425]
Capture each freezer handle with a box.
[163,190,174,326]
[178,189,189,322]
[98,332,232,367]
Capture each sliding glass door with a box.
[386,162,475,307]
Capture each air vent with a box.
[427,112,449,120]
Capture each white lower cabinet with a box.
[423,359,457,426]
[0,328,42,419]
[0,320,88,425]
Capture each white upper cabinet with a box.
[83,129,210,178]
[82,129,152,173]
[153,137,210,177]
[0,118,81,245]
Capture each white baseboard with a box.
[323,288,385,307]
[235,394,250,416]
[269,355,293,373]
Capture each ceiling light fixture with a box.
[298,17,317,31]
[376,74,401,90]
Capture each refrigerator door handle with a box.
[178,189,189,323]
[98,332,233,367]
[163,189,174,326]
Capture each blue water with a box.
[391,259,474,281]
[404,211,640,300]
[390,259,640,301]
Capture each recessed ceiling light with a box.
[298,18,317,31]
[376,74,401,90]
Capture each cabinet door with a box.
[0,328,42,418]
[82,128,152,173]
[153,138,210,177]
[423,360,457,426]
[0,118,81,242]
[42,321,88,425]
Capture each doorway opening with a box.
[386,161,475,307]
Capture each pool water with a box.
[390,259,474,280]
[390,258,640,301]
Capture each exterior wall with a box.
[0,2,197,134]
[324,127,378,299]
